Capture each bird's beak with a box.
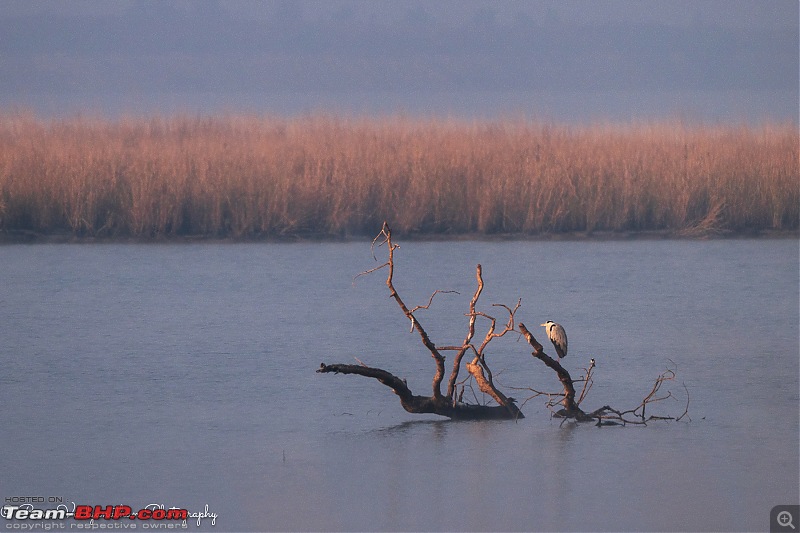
[539,323,546,327]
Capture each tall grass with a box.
[0,113,796,238]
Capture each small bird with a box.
[540,320,568,360]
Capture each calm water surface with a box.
[1,239,798,532]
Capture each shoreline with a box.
[2,228,797,245]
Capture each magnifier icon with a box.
[778,510,796,530]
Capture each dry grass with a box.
[0,113,796,239]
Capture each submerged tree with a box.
[516,324,689,425]
[318,222,689,425]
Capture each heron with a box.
[540,320,568,360]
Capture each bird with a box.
[540,320,568,360]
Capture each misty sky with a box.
[1,0,797,123]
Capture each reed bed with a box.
[0,113,796,239]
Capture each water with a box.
[1,239,798,532]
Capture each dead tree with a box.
[318,222,689,425]
[317,222,523,420]
[517,323,593,421]
[517,323,690,425]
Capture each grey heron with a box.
[541,320,568,360]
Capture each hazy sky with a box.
[1,0,797,123]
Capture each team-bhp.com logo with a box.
[2,501,218,528]
[4,504,187,521]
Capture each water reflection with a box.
[371,418,452,437]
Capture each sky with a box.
[0,0,797,123]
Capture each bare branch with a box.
[677,382,691,422]
[584,364,690,426]
[361,222,448,398]
[409,289,460,314]
[318,363,412,399]
[576,358,596,406]
[353,224,393,282]
[509,384,565,412]
[370,224,391,260]
[446,264,485,399]
[353,261,389,283]
[519,322,590,420]
[464,359,522,418]
[621,367,678,421]
[467,299,521,397]
[440,266,523,418]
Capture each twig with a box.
[353,261,389,283]
[410,289,460,314]
[677,382,691,422]
[576,358,596,406]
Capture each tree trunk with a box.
[317,363,522,420]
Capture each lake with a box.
[1,238,798,532]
